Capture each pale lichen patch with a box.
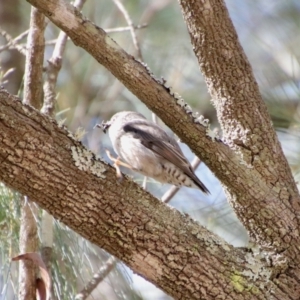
[71,146,106,178]
[194,115,209,127]
[175,94,193,114]
[74,127,86,141]
[67,130,76,139]
[243,248,271,284]
[174,93,221,141]
[206,125,221,141]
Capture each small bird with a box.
[102,111,210,194]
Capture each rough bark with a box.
[24,0,300,282]
[178,0,294,189]
[1,0,298,298]
[177,0,300,295]
[0,88,288,299]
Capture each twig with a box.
[0,28,27,55]
[106,24,147,33]
[162,156,202,203]
[13,29,30,43]
[112,0,143,60]
[0,29,30,52]
[75,256,117,300]
[0,68,16,85]
[142,176,148,189]
[0,24,147,56]
[41,0,87,115]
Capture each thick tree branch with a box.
[178,0,297,197]
[24,0,300,273]
[177,0,300,282]
[177,0,300,205]
[0,89,282,299]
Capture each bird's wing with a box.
[123,120,186,166]
[123,120,210,193]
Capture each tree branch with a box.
[75,256,117,300]
[178,0,297,197]
[24,0,300,271]
[0,88,279,299]
[23,7,45,109]
[112,0,143,60]
[176,0,300,280]
[42,0,87,116]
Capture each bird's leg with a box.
[106,150,132,181]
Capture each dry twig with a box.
[75,257,117,300]
[112,0,143,60]
[42,0,87,115]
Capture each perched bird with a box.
[103,111,210,194]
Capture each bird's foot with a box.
[106,150,132,182]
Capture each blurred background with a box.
[0,0,300,299]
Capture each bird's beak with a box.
[94,120,111,134]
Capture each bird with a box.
[102,111,210,194]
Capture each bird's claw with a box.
[106,150,132,182]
